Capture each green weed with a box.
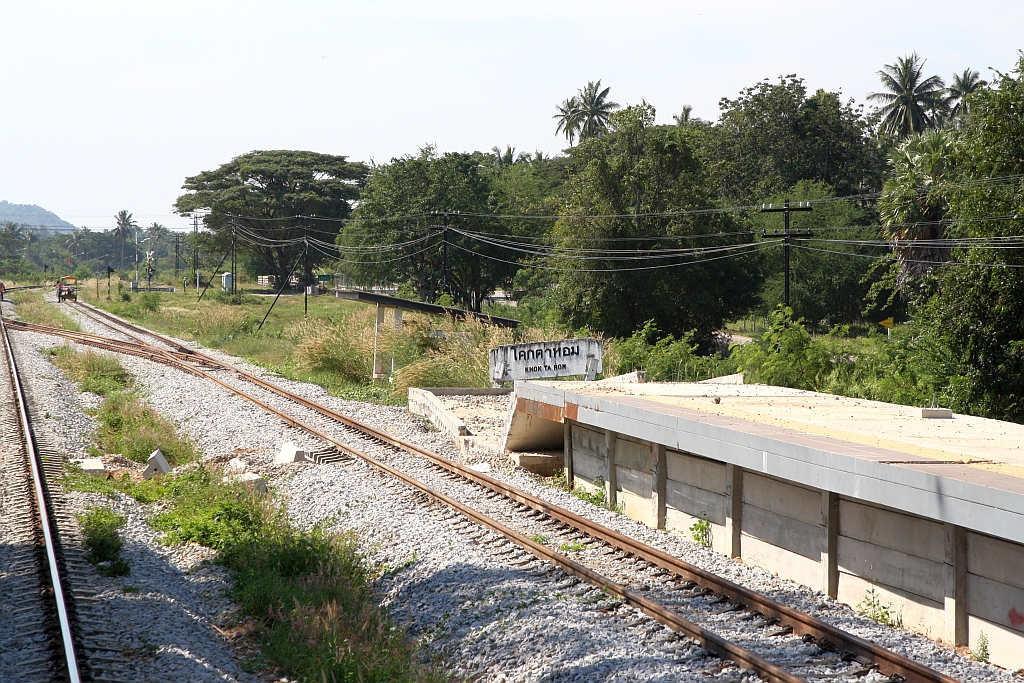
[689,514,712,548]
[857,586,903,629]
[530,534,548,544]
[9,290,81,330]
[77,507,130,577]
[48,346,132,396]
[558,540,587,553]
[90,390,198,465]
[973,631,989,663]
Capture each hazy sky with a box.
[1,1,1021,231]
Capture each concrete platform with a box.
[503,380,1024,669]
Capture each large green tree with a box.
[552,103,761,346]
[174,150,368,286]
[904,55,1024,420]
[337,148,516,310]
[704,77,883,204]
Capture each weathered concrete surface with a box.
[504,379,1024,668]
[408,388,469,437]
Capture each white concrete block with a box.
[225,457,248,474]
[921,407,953,419]
[143,449,170,480]
[73,458,106,477]
[275,442,308,464]
[223,472,268,494]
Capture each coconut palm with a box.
[0,222,25,259]
[673,105,694,126]
[24,228,39,262]
[145,222,170,258]
[553,96,580,145]
[490,146,516,169]
[66,228,86,258]
[879,129,955,283]
[113,210,137,268]
[868,53,946,138]
[574,80,619,140]
[947,69,987,119]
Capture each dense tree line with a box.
[8,51,1024,421]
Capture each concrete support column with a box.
[603,429,617,509]
[725,464,743,559]
[651,443,666,530]
[563,420,574,489]
[821,491,839,598]
[944,523,968,646]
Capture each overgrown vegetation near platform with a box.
[65,466,445,682]
[78,285,555,405]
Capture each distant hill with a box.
[0,201,76,232]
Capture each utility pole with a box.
[230,221,237,295]
[303,229,309,319]
[761,199,813,308]
[174,233,180,281]
[192,214,199,292]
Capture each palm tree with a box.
[24,228,39,262]
[490,146,516,169]
[574,80,619,140]
[0,222,25,259]
[868,53,946,138]
[879,129,955,283]
[553,96,580,145]
[146,222,170,258]
[66,228,86,259]
[947,68,987,119]
[673,105,694,126]
[113,210,137,268]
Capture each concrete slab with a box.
[223,472,268,494]
[72,458,105,477]
[275,442,308,464]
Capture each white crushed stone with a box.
[17,298,1014,682]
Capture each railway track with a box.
[0,313,131,683]
[15,300,962,683]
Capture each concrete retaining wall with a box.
[563,420,1024,667]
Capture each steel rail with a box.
[61,305,958,683]
[26,313,805,683]
[0,315,82,682]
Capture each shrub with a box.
[138,291,161,312]
[77,507,130,577]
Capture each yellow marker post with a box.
[878,317,894,339]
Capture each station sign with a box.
[489,338,602,383]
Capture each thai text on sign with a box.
[489,338,602,383]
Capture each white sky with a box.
[1,1,1020,231]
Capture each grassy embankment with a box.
[78,282,554,405]
[54,343,444,681]
[7,288,81,330]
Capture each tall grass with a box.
[9,289,81,330]
[64,466,445,682]
[48,346,132,396]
